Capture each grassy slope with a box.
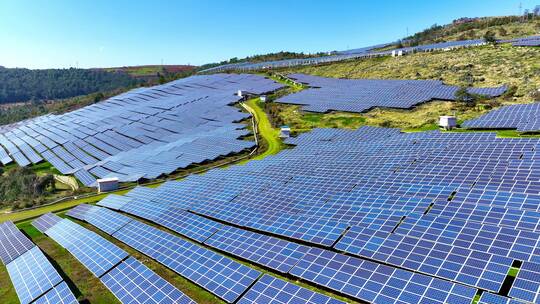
[276,43,540,131]
[243,98,284,160]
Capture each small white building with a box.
[280,125,291,138]
[439,116,457,130]
[237,90,243,97]
[260,95,267,102]
[97,177,119,193]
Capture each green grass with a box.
[243,98,284,160]
[30,162,62,175]
[508,267,520,277]
[0,190,130,223]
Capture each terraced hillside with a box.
[277,43,540,131]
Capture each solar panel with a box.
[0,74,282,185]
[478,292,521,304]
[0,221,36,264]
[509,261,540,303]
[335,223,512,292]
[289,247,477,304]
[42,218,128,277]
[238,274,346,304]
[112,220,261,303]
[96,194,133,210]
[274,74,506,114]
[101,256,195,304]
[6,247,63,304]
[204,225,309,273]
[31,213,63,233]
[66,204,133,235]
[65,203,98,221]
[33,282,78,304]
[156,208,222,242]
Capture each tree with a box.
[483,31,497,44]
[498,27,507,37]
[534,5,540,16]
[455,87,477,107]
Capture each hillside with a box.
[0,67,142,104]
[390,15,540,48]
[274,40,540,131]
[102,65,196,82]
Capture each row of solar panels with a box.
[200,39,489,73]
[201,34,540,74]
[88,183,534,304]
[0,221,78,304]
[463,102,540,131]
[59,201,481,304]
[28,208,349,304]
[72,126,540,303]
[273,74,507,113]
[0,74,284,186]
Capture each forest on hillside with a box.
[0,67,142,104]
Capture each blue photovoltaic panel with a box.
[0,74,280,185]
[31,213,63,233]
[509,261,540,303]
[478,293,522,304]
[238,274,346,304]
[33,282,78,304]
[83,207,133,235]
[335,223,513,292]
[65,203,98,221]
[96,194,133,210]
[204,225,309,273]
[6,247,63,304]
[248,214,348,247]
[101,257,195,304]
[157,208,222,242]
[274,74,506,114]
[125,186,157,199]
[112,220,261,303]
[289,247,477,304]
[0,221,36,264]
[44,218,128,277]
[464,102,540,131]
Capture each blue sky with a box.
[0,0,536,69]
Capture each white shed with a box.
[280,125,291,138]
[97,177,119,193]
[260,95,267,102]
[439,116,457,130]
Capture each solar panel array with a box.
[200,39,487,73]
[274,73,506,113]
[0,221,35,264]
[237,274,346,304]
[502,35,540,47]
[201,35,539,74]
[92,211,261,303]
[0,221,77,304]
[101,257,196,304]
[463,102,540,131]
[85,125,540,302]
[0,74,283,186]
[32,213,195,303]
